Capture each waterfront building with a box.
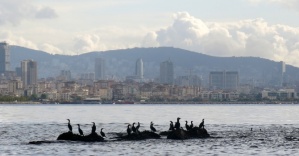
[21,60,37,88]
[209,71,239,90]
[160,60,174,85]
[95,58,106,80]
[0,42,10,74]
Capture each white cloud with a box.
[39,43,62,54]
[0,0,57,25]
[73,34,106,54]
[0,30,38,49]
[145,12,299,66]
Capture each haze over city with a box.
[1,0,299,67]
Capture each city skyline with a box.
[1,1,299,67]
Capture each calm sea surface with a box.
[0,104,299,155]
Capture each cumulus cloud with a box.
[73,34,106,54]
[143,12,299,66]
[0,0,57,25]
[39,43,62,54]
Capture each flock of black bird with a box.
[66,119,106,138]
[66,117,205,137]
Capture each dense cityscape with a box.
[0,41,298,104]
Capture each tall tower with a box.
[21,60,37,88]
[95,58,105,80]
[279,61,286,87]
[0,42,10,74]
[135,58,144,79]
[160,59,174,84]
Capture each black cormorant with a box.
[169,121,174,131]
[77,124,84,136]
[174,117,181,130]
[150,121,156,132]
[190,121,193,129]
[199,119,204,129]
[185,121,190,131]
[92,122,96,134]
[132,122,137,133]
[136,122,140,134]
[127,124,131,135]
[100,128,106,137]
[67,119,72,132]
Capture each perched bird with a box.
[136,122,140,133]
[127,124,132,135]
[169,121,174,131]
[67,119,72,132]
[100,128,106,137]
[199,119,205,129]
[190,121,194,129]
[185,121,190,131]
[77,124,84,136]
[92,122,96,134]
[132,122,137,133]
[175,117,181,130]
[150,121,156,132]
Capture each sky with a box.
[1,0,299,66]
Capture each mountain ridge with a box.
[10,46,299,85]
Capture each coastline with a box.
[0,101,298,105]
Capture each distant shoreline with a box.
[0,101,298,105]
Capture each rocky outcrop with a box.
[57,132,105,142]
[167,129,189,140]
[167,128,210,140]
[114,130,161,141]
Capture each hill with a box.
[10,46,299,85]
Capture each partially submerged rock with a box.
[167,128,210,140]
[187,127,210,138]
[57,131,104,142]
[167,129,189,140]
[114,130,161,141]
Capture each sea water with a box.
[0,104,299,155]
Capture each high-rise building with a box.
[0,42,10,74]
[95,58,105,80]
[279,61,286,87]
[21,60,37,88]
[135,58,143,79]
[209,71,239,90]
[60,70,72,81]
[160,60,174,84]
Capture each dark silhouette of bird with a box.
[67,119,72,132]
[127,124,131,135]
[77,124,84,136]
[136,122,140,131]
[175,117,181,130]
[169,121,174,131]
[132,122,137,133]
[150,121,156,132]
[100,128,106,137]
[91,122,96,134]
[190,121,193,129]
[199,119,204,129]
[185,121,190,131]
[136,122,140,133]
